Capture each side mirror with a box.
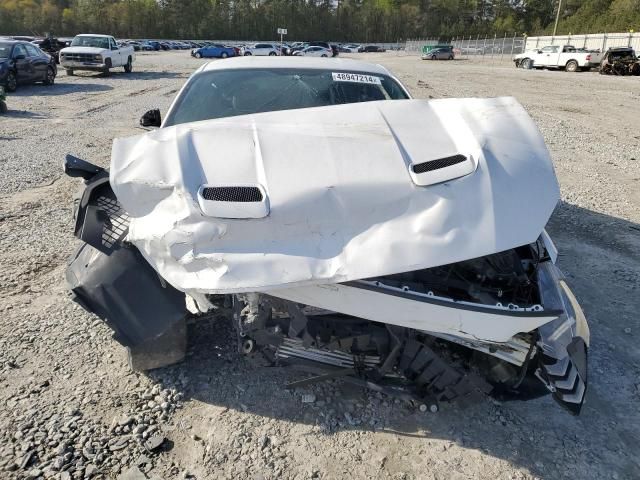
[140,109,161,127]
[13,54,26,60]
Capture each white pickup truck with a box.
[514,45,603,72]
[59,34,135,75]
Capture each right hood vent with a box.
[409,154,477,186]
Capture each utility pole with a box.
[553,0,562,36]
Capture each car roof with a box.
[198,57,392,76]
[76,34,111,38]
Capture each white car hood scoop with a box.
[110,97,559,294]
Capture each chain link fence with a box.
[525,32,640,52]
[404,34,526,59]
[403,31,639,59]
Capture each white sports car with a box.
[64,57,589,414]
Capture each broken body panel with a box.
[65,97,589,414]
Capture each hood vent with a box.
[198,184,269,219]
[202,186,263,203]
[409,154,477,187]
[412,154,467,174]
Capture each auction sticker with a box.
[332,72,382,85]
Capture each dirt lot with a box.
[0,51,639,480]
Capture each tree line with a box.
[0,0,638,42]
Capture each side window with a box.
[110,38,117,49]
[541,46,553,53]
[25,44,41,57]
[13,44,28,58]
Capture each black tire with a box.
[124,57,132,73]
[269,51,277,56]
[244,52,252,56]
[448,55,454,60]
[43,66,55,85]
[221,52,228,59]
[430,55,436,60]
[321,54,327,57]
[521,58,532,69]
[0,100,7,114]
[6,71,17,92]
[66,68,74,76]
[195,52,202,59]
[102,58,112,75]
[565,60,578,72]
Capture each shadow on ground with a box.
[140,200,639,479]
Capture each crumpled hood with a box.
[111,97,560,294]
[61,46,106,55]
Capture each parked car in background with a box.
[599,47,640,75]
[422,46,454,60]
[340,44,361,53]
[293,46,331,57]
[514,45,603,71]
[0,39,57,91]
[307,41,338,57]
[286,42,307,55]
[192,44,236,59]
[242,43,280,56]
[60,34,135,75]
[363,45,386,52]
[32,37,68,64]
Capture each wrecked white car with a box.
[64,57,589,414]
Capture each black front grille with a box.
[202,186,263,203]
[412,155,467,174]
[96,196,130,249]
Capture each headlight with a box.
[94,54,102,61]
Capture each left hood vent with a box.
[409,154,477,187]
[202,186,263,203]
[198,184,269,219]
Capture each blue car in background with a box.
[191,44,236,59]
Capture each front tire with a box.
[43,66,55,85]
[124,57,132,73]
[221,52,228,59]
[244,52,252,56]
[0,100,7,114]
[195,52,202,59]
[102,58,112,75]
[565,60,578,72]
[321,54,328,57]
[6,71,17,92]
[269,51,277,56]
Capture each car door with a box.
[537,46,556,66]
[25,43,47,80]
[12,44,34,83]
[110,37,121,66]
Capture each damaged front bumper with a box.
[535,261,589,414]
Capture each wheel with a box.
[43,66,55,85]
[0,100,7,114]
[430,55,436,60]
[195,52,202,58]
[565,60,578,72]
[321,54,327,57]
[221,52,228,59]
[5,71,17,92]
[65,68,74,76]
[521,58,532,69]
[124,57,132,73]
[244,52,252,56]
[102,58,112,75]
[448,55,454,60]
[269,51,277,56]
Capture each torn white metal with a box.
[110,97,559,295]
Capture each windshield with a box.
[71,36,109,49]
[165,68,409,127]
[0,43,12,58]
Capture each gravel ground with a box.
[0,51,639,480]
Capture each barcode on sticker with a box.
[332,72,382,85]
